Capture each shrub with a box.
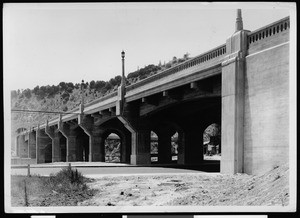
[46,165,87,194]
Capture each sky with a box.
[3,2,293,91]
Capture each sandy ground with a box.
[79,163,289,206]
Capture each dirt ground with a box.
[79,163,289,206]
[11,163,289,207]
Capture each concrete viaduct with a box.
[14,10,290,175]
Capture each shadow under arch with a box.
[44,143,52,163]
[151,120,185,164]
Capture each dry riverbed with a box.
[79,164,289,206]
[11,164,289,207]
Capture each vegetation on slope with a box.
[11,166,96,206]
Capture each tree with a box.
[183,52,190,60]
[94,80,106,91]
[32,86,40,95]
[114,75,122,86]
[103,82,112,92]
[23,88,32,98]
[66,82,74,89]
[11,90,18,99]
[172,56,177,64]
[89,80,96,89]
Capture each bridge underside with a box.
[143,96,221,166]
[16,74,222,172]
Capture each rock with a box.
[107,202,115,206]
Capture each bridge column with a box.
[58,119,78,162]
[28,131,36,158]
[16,135,20,157]
[130,129,151,165]
[67,135,77,162]
[117,116,151,165]
[45,123,61,162]
[36,126,52,164]
[89,132,105,162]
[185,130,203,164]
[156,129,172,164]
[177,133,186,165]
[221,9,249,174]
[18,134,28,158]
[78,114,106,162]
[52,135,62,162]
[14,136,18,157]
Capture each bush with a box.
[46,165,87,194]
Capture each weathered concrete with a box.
[28,131,36,158]
[220,11,249,174]
[57,117,79,162]
[244,29,289,174]
[78,114,106,162]
[45,124,62,162]
[130,129,151,165]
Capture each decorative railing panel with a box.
[248,16,289,45]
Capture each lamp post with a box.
[121,50,125,88]
[80,79,85,113]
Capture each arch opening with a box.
[171,132,179,162]
[203,123,221,161]
[151,122,183,165]
[104,132,121,163]
[150,131,158,163]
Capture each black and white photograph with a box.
[3,2,297,214]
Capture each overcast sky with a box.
[3,2,293,91]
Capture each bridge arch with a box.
[101,128,124,163]
[203,123,221,161]
[100,118,132,163]
[150,130,159,163]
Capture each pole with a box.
[121,50,126,88]
[80,80,85,113]
[27,164,30,177]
